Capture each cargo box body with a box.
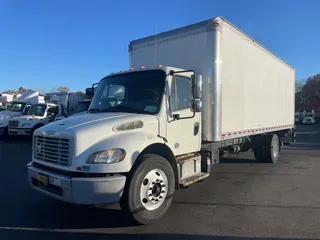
[129,17,295,142]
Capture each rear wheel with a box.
[120,154,175,225]
[253,134,280,163]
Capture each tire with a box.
[31,124,43,136]
[29,124,43,142]
[253,134,280,163]
[120,154,175,225]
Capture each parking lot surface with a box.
[0,125,320,240]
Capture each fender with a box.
[75,130,170,174]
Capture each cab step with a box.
[179,172,209,187]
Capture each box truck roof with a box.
[129,16,294,70]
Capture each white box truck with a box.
[27,17,295,224]
[44,92,85,115]
[8,103,66,137]
[302,110,316,124]
[0,90,44,137]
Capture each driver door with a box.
[166,72,201,156]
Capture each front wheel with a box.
[120,154,175,225]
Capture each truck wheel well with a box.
[135,143,179,189]
[33,123,44,130]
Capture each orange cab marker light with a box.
[130,67,134,70]
[120,69,125,72]
[140,65,145,69]
[157,64,163,67]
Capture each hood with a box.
[0,110,22,118]
[36,112,159,137]
[13,115,44,121]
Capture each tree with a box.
[3,90,16,94]
[295,78,306,93]
[18,87,26,94]
[57,86,70,93]
[295,74,320,111]
[302,75,320,104]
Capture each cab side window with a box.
[47,106,59,116]
[170,76,191,112]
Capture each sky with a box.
[1,0,320,93]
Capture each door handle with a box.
[194,122,200,136]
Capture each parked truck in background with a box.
[0,90,44,137]
[27,17,295,224]
[302,110,316,125]
[67,99,92,117]
[44,92,85,116]
[8,103,66,137]
[295,112,302,124]
[62,84,97,118]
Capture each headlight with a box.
[21,123,32,127]
[0,115,10,120]
[86,148,126,164]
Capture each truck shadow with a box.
[219,157,264,164]
[0,230,312,240]
[22,201,138,229]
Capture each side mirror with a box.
[86,88,94,97]
[194,99,202,112]
[191,74,202,113]
[195,75,202,99]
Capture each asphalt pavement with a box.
[0,125,320,240]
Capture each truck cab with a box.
[302,110,316,125]
[8,103,65,137]
[27,66,203,224]
[67,100,92,117]
[0,101,31,136]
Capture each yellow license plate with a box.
[37,174,48,186]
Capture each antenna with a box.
[153,25,158,66]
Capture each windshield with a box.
[27,104,47,117]
[8,102,27,112]
[89,70,166,114]
[75,101,91,113]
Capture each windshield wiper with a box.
[107,105,140,113]
[87,108,101,113]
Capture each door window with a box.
[47,106,59,116]
[170,76,191,112]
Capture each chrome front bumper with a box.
[27,164,126,205]
[9,128,32,136]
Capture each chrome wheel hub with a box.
[140,169,168,210]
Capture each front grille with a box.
[8,120,19,128]
[33,134,73,166]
